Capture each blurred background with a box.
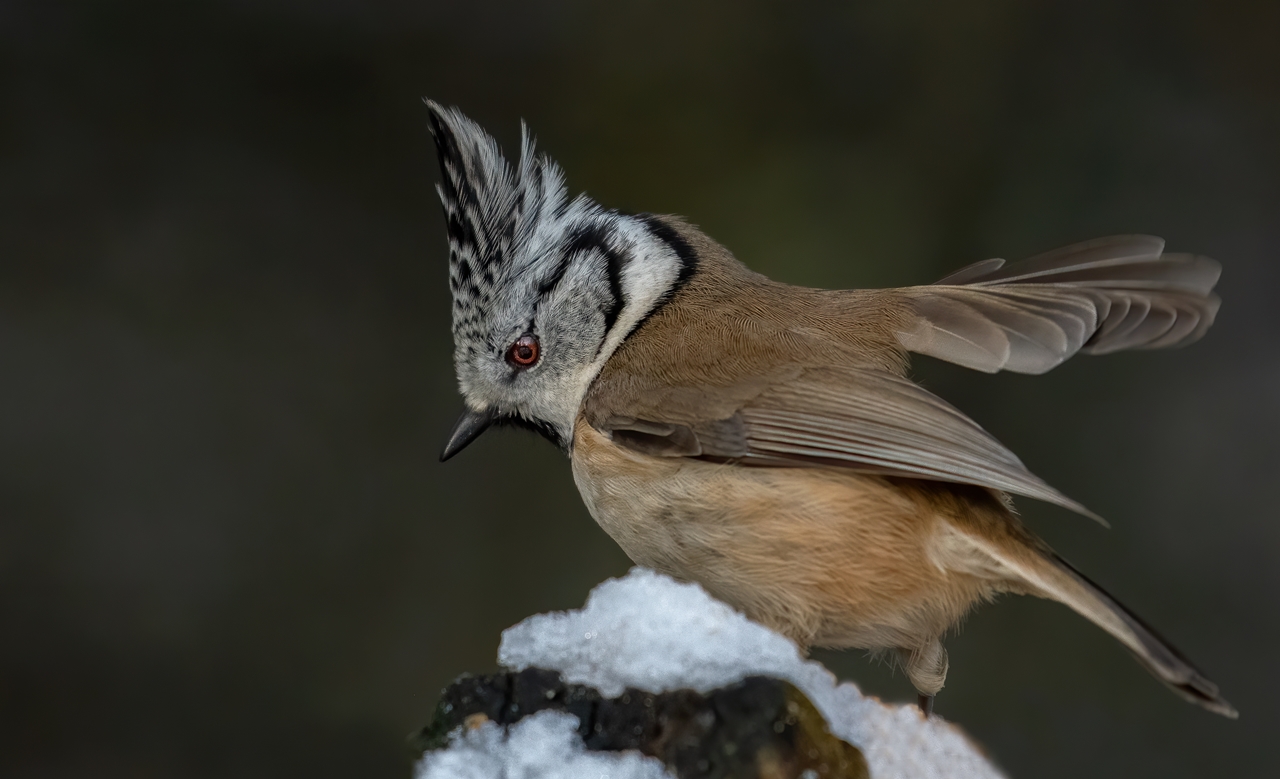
[2,1,1277,776]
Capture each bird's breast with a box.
[569,418,991,648]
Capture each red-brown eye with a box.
[506,334,540,368]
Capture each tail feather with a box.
[1044,552,1233,716]
[1041,552,1237,718]
[953,522,1236,717]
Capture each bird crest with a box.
[425,101,577,345]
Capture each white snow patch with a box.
[420,568,1003,779]
[499,568,1004,779]
[417,710,671,779]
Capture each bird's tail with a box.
[951,515,1236,717]
[1027,548,1237,718]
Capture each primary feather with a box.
[897,236,1222,373]
[606,366,1102,520]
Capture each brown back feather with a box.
[585,216,912,425]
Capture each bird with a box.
[424,101,1235,719]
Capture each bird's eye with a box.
[506,334,540,368]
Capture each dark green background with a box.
[3,1,1276,776]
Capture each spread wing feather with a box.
[643,366,1106,523]
[897,236,1221,373]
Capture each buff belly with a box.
[570,421,999,653]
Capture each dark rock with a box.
[415,669,868,779]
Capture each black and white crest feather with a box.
[427,102,580,347]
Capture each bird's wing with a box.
[602,365,1102,523]
[895,235,1221,374]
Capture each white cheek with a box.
[538,230,683,430]
[521,364,599,436]
[593,237,682,368]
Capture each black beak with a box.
[440,407,499,461]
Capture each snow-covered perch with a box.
[417,569,1003,779]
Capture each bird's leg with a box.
[898,639,948,718]
[917,694,935,716]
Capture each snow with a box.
[416,710,671,779]
[421,568,1004,779]
[499,568,801,700]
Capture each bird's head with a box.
[426,102,693,459]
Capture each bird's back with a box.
[583,215,914,428]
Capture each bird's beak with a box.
[440,407,499,462]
